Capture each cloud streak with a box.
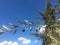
[0,41,18,45]
[33,40,38,43]
[0,37,39,45]
[18,37,31,45]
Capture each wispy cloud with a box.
[0,37,39,45]
[0,41,18,45]
[18,37,31,45]
[33,40,38,43]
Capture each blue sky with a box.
[0,0,58,45]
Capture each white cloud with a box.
[0,43,5,45]
[18,37,31,45]
[33,40,38,43]
[0,41,18,45]
[3,41,8,44]
[12,42,18,45]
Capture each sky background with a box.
[0,0,58,45]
